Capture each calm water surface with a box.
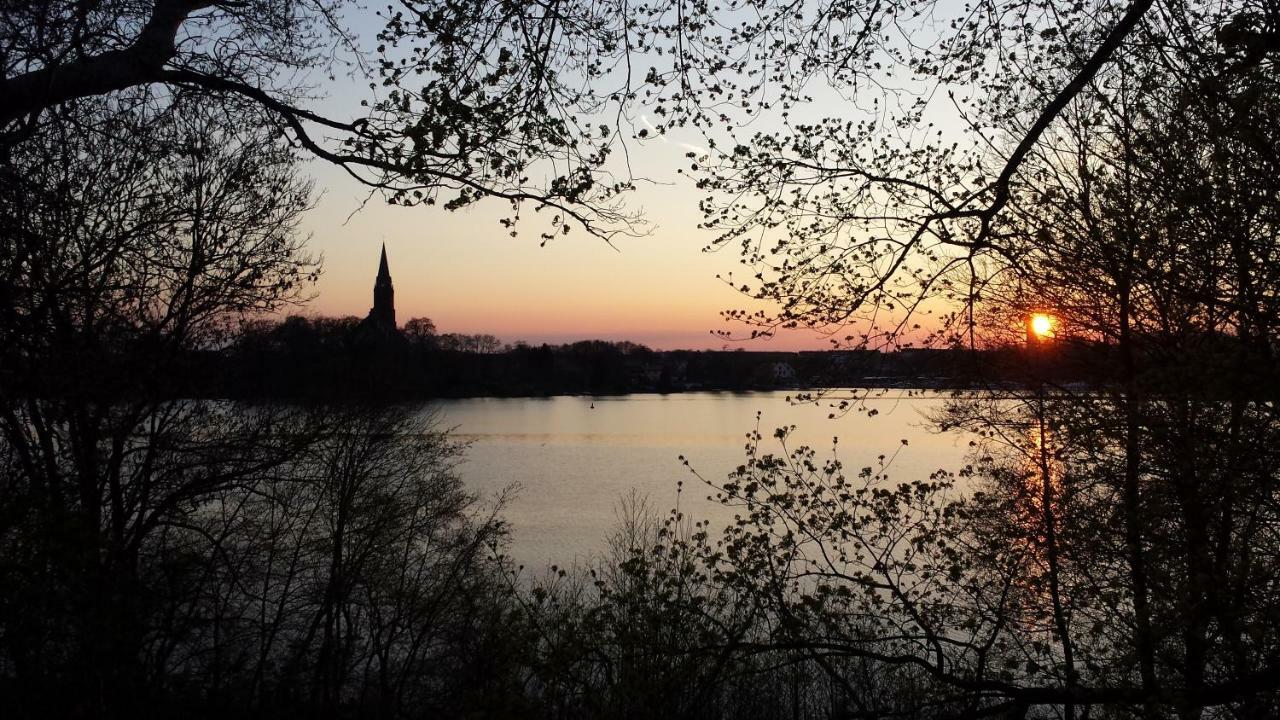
[432,391,972,569]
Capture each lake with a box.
[434,391,973,569]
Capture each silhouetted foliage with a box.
[0,91,519,720]
[0,0,659,240]
[574,3,1280,717]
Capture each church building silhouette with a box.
[359,244,401,338]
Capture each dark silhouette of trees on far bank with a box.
[213,313,1095,398]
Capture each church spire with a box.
[369,243,396,329]
[377,242,390,280]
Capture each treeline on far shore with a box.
[12,313,1134,400]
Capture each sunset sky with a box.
[283,7,854,352]
[284,1,976,352]
[298,144,811,351]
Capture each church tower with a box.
[369,243,396,329]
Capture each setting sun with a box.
[1030,313,1055,339]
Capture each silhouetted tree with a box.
[0,0,661,239]
[0,92,322,717]
[0,93,523,720]
[642,7,1280,717]
[512,492,856,720]
[164,407,514,719]
[688,0,1279,348]
[402,317,438,348]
